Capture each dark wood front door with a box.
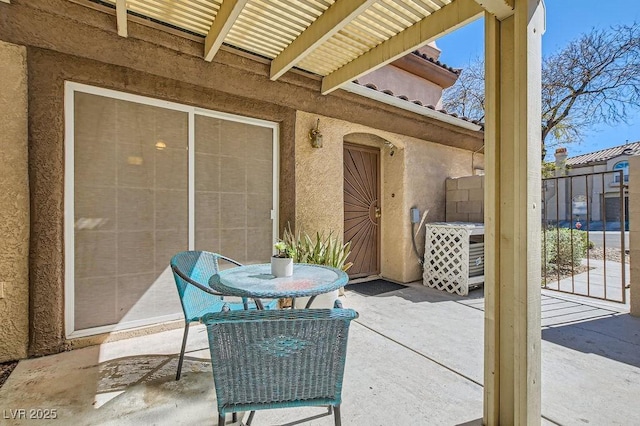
[343,143,380,278]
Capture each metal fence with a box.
[541,170,627,303]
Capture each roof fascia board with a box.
[270,0,377,81]
[204,0,249,62]
[321,0,483,95]
[342,82,482,132]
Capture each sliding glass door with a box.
[194,114,275,261]
[65,83,278,337]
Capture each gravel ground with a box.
[543,264,591,283]
[587,247,630,264]
[0,361,17,389]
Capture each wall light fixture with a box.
[309,118,323,148]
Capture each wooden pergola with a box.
[5,0,546,423]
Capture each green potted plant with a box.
[271,240,294,277]
[281,226,353,308]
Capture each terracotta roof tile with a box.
[566,141,640,166]
[350,80,484,130]
[410,51,461,74]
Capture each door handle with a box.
[374,207,381,218]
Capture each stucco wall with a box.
[404,144,484,281]
[0,0,482,356]
[0,40,30,361]
[295,111,482,283]
[358,65,444,108]
[25,48,296,356]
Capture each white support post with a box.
[483,0,545,424]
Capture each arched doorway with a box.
[344,143,380,278]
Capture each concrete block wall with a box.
[445,175,485,223]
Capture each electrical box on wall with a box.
[410,208,420,224]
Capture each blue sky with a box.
[436,1,640,158]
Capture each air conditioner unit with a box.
[423,222,485,296]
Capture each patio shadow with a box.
[456,418,483,425]
[345,282,485,305]
[542,313,640,368]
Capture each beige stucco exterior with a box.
[0,0,548,422]
[295,111,483,283]
[358,66,446,108]
[0,40,30,362]
[0,0,483,358]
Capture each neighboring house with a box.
[543,143,639,227]
[356,43,461,109]
[0,0,484,360]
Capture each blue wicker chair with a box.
[202,306,359,426]
[170,251,276,380]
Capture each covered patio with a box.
[2,284,639,425]
[2,0,553,423]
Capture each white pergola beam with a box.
[116,0,127,38]
[270,0,377,81]
[474,0,514,20]
[320,0,483,95]
[204,0,248,62]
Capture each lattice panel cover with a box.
[423,225,472,296]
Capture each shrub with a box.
[282,225,353,272]
[542,228,587,270]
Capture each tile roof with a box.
[566,141,640,166]
[352,80,484,129]
[410,50,461,75]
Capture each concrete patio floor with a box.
[2,282,639,425]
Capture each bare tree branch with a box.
[442,23,640,159]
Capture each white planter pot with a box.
[271,256,293,277]
[294,289,340,309]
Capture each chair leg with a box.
[218,414,225,426]
[333,404,341,426]
[246,410,256,425]
[176,322,190,380]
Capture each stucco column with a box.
[483,1,544,424]
[0,40,29,362]
[628,155,640,316]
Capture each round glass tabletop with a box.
[209,263,348,299]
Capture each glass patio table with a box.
[209,263,348,309]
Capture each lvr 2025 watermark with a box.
[3,408,58,420]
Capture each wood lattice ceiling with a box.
[96,0,495,94]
